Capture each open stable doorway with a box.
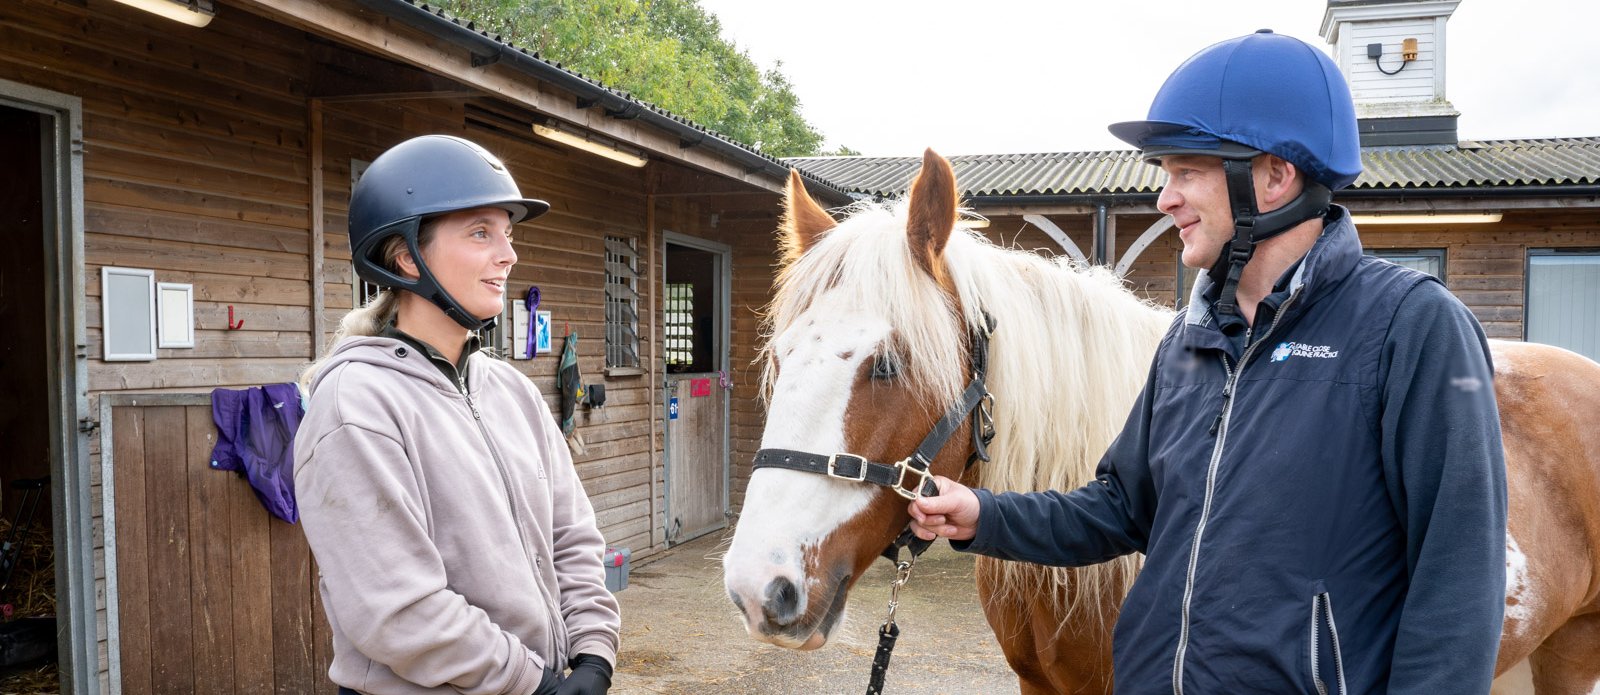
[661,235,731,545]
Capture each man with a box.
[909,30,1506,694]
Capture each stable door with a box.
[662,236,730,545]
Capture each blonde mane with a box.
[762,200,1174,621]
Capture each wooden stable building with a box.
[0,0,853,691]
[3,0,1596,692]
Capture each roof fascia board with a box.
[234,0,853,203]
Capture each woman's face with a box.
[416,206,518,320]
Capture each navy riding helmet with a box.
[348,134,549,331]
[1109,30,1362,326]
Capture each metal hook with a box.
[883,556,917,628]
[227,305,244,330]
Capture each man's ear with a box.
[1255,154,1303,209]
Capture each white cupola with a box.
[1320,0,1461,145]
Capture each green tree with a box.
[433,0,826,157]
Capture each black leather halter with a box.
[750,312,998,562]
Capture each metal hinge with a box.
[78,418,99,434]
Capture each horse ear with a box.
[906,149,959,280]
[781,169,836,263]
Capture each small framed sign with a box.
[512,300,531,359]
[157,282,195,349]
[535,310,553,354]
[101,267,157,361]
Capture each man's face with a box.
[1157,155,1235,270]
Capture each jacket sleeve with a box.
[952,357,1161,566]
[1379,280,1507,693]
[296,421,544,695]
[535,403,621,668]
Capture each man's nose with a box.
[1157,185,1182,215]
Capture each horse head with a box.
[722,150,987,649]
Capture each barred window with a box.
[604,236,641,368]
[350,159,384,309]
[664,282,694,366]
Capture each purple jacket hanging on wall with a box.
[210,383,304,523]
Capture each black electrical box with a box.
[1367,42,1383,59]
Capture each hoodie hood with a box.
[310,335,468,397]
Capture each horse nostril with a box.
[762,577,802,626]
[729,591,746,615]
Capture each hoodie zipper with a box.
[1171,289,1301,695]
[448,365,567,669]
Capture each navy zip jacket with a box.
[955,207,1507,694]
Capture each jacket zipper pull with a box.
[1209,381,1234,436]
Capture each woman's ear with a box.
[394,245,421,281]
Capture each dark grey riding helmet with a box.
[348,134,549,330]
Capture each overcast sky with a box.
[694,0,1600,156]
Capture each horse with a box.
[720,149,1600,694]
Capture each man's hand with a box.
[908,476,981,541]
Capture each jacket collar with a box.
[1181,205,1362,351]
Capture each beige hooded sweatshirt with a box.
[294,335,620,694]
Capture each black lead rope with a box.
[866,554,916,695]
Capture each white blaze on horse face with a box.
[724,291,890,634]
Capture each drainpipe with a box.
[646,175,660,549]
[1093,203,1109,265]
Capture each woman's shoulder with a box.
[470,352,544,394]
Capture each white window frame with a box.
[101,266,158,361]
[1367,247,1447,280]
[604,235,641,369]
[1525,248,1600,360]
[156,282,195,349]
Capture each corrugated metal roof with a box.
[787,138,1600,199]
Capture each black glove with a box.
[530,666,562,695]
[554,653,612,695]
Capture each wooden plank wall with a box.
[0,0,720,686]
[721,207,782,510]
[0,2,319,686]
[973,209,1600,337]
[110,402,331,694]
[1357,210,1600,340]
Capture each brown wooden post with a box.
[646,167,660,548]
[309,98,326,358]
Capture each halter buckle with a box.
[826,453,869,483]
[892,457,934,500]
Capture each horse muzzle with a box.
[725,566,850,650]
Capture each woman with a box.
[295,134,620,695]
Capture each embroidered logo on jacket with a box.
[1271,342,1340,362]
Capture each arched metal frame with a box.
[1021,213,1177,279]
[1113,215,1177,277]
[1021,214,1088,265]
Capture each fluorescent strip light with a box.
[110,0,215,27]
[533,123,648,168]
[960,214,990,229]
[1352,212,1503,225]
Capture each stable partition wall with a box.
[101,393,332,694]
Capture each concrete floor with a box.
[610,531,1018,695]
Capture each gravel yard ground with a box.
[610,531,1018,695]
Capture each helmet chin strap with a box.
[356,217,498,332]
[405,236,498,332]
[1207,158,1332,334]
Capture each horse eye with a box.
[871,354,899,380]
